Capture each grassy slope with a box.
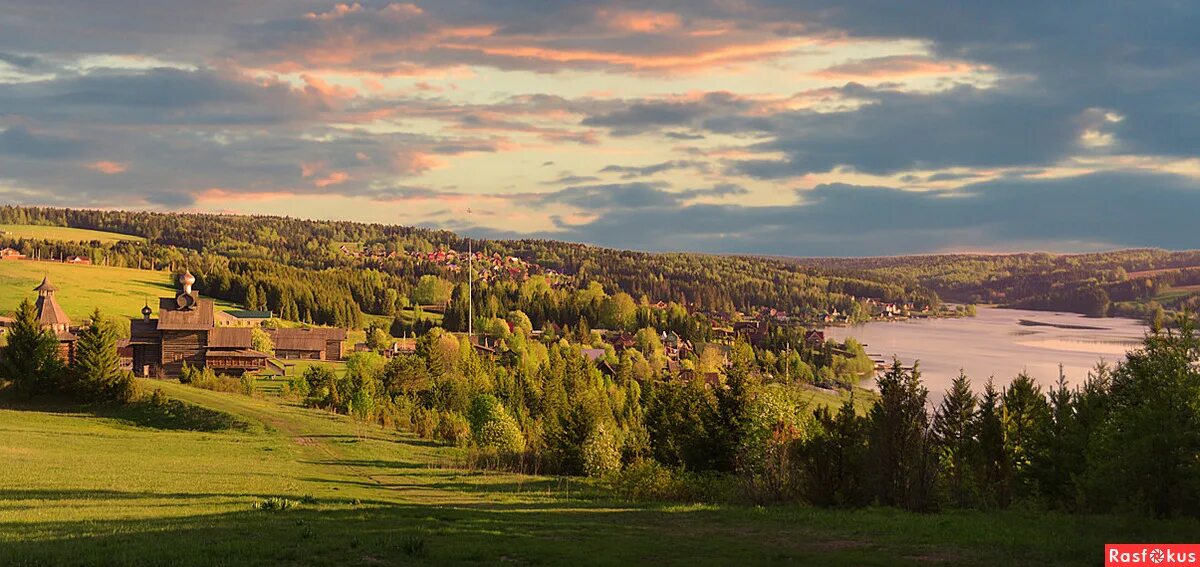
[0,260,238,321]
[2,381,1194,566]
[0,224,144,244]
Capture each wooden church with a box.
[33,276,78,363]
[129,271,270,377]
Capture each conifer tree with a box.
[0,298,63,397]
[71,309,134,403]
[933,371,979,508]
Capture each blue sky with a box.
[0,1,1197,255]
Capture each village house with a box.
[64,255,91,265]
[1,247,26,260]
[129,272,271,377]
[267,327,346,360]
[804,329,826,348]
[214,309,272,327]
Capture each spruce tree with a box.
[933,371,979,508]
[71,309,134,403]
[868,360,936,511]
[975,378,1010,508]
[0,298,63,397]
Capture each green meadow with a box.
[1,380,1194,567]
[0,224,144,244]
[0,260,238,321]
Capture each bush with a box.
[435,411,471,447]
[412,406,438,438]
[254,497,299,511]
[182,365,244,394]
[468,394,525,453]
[240,373,257,396]
[609,460,683,501]
[609,461,736,503]
[284,373,310,398]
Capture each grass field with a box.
[1,381,1194,566]
[0,260,239,321]
[0,224,144,244]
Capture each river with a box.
[825,307,1148,399]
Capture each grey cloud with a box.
[599,160,711,179]
[0,126,88,159]
[472,171,1200,256]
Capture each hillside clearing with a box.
[0,224,144,244]
[1,380,1193,566]
[0,260,239,321]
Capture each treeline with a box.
[0,206,939,329]
[793,320,1200,517]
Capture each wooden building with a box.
[33,277,77,363]
[0,247,26,260]
[267,327,346,360]
[130,271,270,377]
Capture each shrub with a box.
[254,497,299,511]
[411,406,438,438]
[240,373,257,396]
[284,373,309,398]
[468,394,525,453]
[435,411,471,447]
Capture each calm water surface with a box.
[826,307,1148,399]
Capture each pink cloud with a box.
[814,55,985,79]
[86,161,127,174]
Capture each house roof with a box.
[156,295,215,331]
[207,327,253,349]
[130,319,159,341]
[35,294,70,328]
[267,327,338,352]
[581,348,606,362]
[219,309,272,320]
[33,276,58,293]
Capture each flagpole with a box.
[467,209,473,340]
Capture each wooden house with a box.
[64,255,91,265]
[267,327,346,360]
[0,247,26,260]
[215,309,272,327]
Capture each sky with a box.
[1,1,1197,256]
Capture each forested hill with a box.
[786,250,1200,320]
[0,206,936,332]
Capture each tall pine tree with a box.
[71,309,134,403]
[0,298,63,398]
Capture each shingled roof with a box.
[35,294,70,328]
[267,327,341,352]
[157,295,215,331]
[207,327,253,349]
